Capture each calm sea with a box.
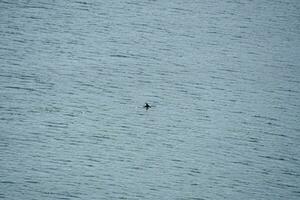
[0,0,299,199]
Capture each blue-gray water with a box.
[0,0,300,199]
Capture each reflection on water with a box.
[0,0,300,199]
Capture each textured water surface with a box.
[0,0,300,199]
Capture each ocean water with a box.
[0,0,300,199]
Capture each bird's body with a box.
[144,103,151,110]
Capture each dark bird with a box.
[144,102,151,110]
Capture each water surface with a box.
[0,0,300,199]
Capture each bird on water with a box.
[144,102,151,110]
